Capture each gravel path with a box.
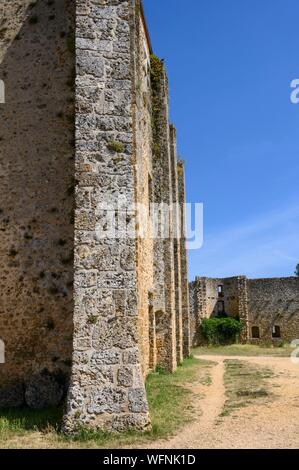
[144,355,299,449]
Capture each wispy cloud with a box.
[189,201,299,279]
[203,202,299,254]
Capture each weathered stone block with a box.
[77,51,104,78]
[122,348,139,365]
[88,387,127,414]
[117,367,134,388]
[91,350,121,366]
[128,388,149,413]
[74,271,97,288]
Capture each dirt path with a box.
[144,355,299,449]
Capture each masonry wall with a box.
[248,277,299,343]
[190,276,299,346]
[64,0,151,433]
[170,126,183,364]
[177,161,191,358]
[189,280,199,347]
[189,276,248,346]
[189,277,222,346]
[190,278,244,328]
[0,0,75,403]
[151,58,177,373]
[0,0,189,432]
[134,6,154,378]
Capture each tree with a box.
[295,264,299,277]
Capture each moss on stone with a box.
[87,315,98,325]
[107,140,124,153]
[150,54,164,92]
[150,55,165,161]
[177,163,184,177]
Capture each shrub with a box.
[201,317,243,345]
[150,54,164,91]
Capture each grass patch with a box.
[0,407,62,434]
[145,356,215,437]
[193,343,293,357]
[0,356,208,448]
[221,359,274,417]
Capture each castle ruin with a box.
[0,0,190,432]
[1,0,297,436]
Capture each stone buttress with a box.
[64,0,151,432]
[0,0,190,432]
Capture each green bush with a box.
[201,317,243,345]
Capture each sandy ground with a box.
[2,354,299,449]
[142,355,299,449]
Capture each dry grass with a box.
[221,359,274,417]
[193,343,293,357]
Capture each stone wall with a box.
[170,125,183,364]
[0,0,75,403]
[66,0,187,430]
[64,0,151,433]
[189,277,244,345]
[190,276,299,346]
[248,277,299,344]
[151,56,177,373]
[177,161,191,358]
[133,3,154,378]
[0,0,190,432]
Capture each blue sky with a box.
[143,0,299,280]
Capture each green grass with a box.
[0,407,62,434]
[193,343,293,357]
[0,356,210,448]
[145,356,215,437]
[221,359,274,417]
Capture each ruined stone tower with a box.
[0,0,190,431]
[190,276,299,346]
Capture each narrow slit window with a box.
[252,326,260,339]
[217,301,225,314]
[272,325,281,339]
